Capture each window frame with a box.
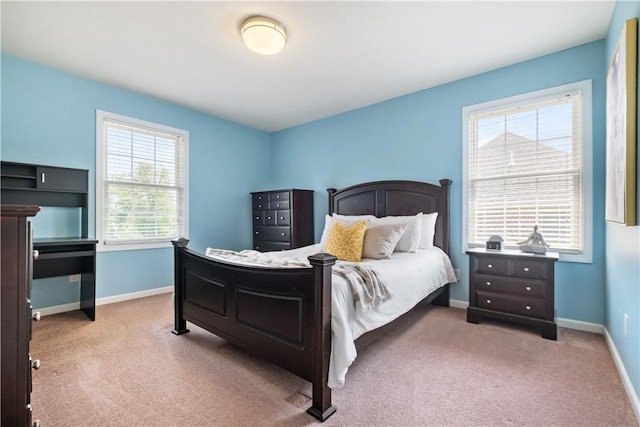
[95,110,189,252]
[462,80,593,263]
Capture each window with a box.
[462,80,592,263]
[96,110,189,251]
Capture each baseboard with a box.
[449,298,468,309]
[38,302,81,317]
[38,286,173,317]
[449,299,604,334]
[556,317,603,334]
[604,327,640,422]
[96,286,173,306]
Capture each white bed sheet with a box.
[259,243,457,388]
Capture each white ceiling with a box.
[1,1,615,133]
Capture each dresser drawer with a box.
[474,256,508,275]
[510,259,547,280]
[253,198,268,210]
[262,211,277,226]
[253,211,265,226]
[254,226,291,242]
[275,210,290,226]
[269,200,289,210]
[474,274,546,298]
[269,191,289,202]
[476,291,546,319]
[253,241,291,252]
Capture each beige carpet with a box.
[30,293,637,426]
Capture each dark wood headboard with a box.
[327,179,451,254]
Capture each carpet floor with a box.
[30,293,637,426]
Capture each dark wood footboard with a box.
[172,238,338,420]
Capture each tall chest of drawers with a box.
[251,189,314,252]
[1,205,41,426]
[466,248,559,340]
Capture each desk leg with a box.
[80,271,96,321]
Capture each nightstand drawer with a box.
[474,256,508,275]
[511,259,547,280]
[474,274,546,298]
[476,292,546,319]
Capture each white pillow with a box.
[319,214,375,250]
[370,213,423,252]
[362,223,408,259]
[418,212,438,249]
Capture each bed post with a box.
[172,238,190,335]
[438,179,451,255]
[307,252,338,422]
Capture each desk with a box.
[33,238,97,321]
[2,161,95,321]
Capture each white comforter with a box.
[206,244,456,388]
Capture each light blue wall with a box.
[1,54,271,308]
[605,0,640,408]
[2,7,637,409]
[271,41,607,324]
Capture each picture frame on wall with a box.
[605,18,637,226]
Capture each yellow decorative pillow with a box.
[326,220,367,262]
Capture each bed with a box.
[172,179,452,421]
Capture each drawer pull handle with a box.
[525,286,532,291]
[256,216,260,220]
[41,172,46,184]
[486,299,492,304]
[267,216,271,220]
[258,196,262,200]
[524,267,530,272]
[281,232,286,236]
[255,231,259,235]
[276,203,280,207]
[525,305,531,310]
[276,195,280,198]
[486,281,492,286]
[487,264,493,268]
[33,311,41,321]
[280,217,285,220]
[255,246,260,250]
[258,204,262,208]
[32,249,39,260]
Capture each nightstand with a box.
[466,248,559,340]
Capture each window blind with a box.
[102,120,186,244]
[467,91,583,253]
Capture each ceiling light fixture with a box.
[241,15,287,55]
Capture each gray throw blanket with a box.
[205,248,392,315]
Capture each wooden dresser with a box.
[251,189,314,251]
[1,205,41,426]
[466,248,559,340]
